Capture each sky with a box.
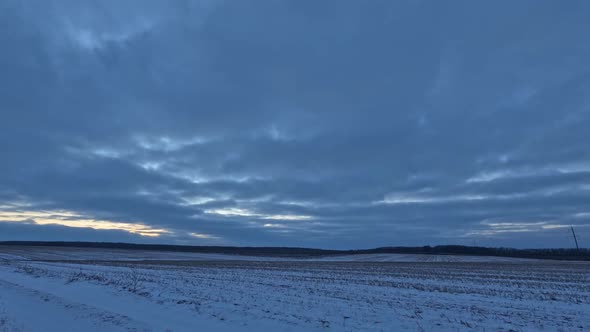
[1,0,590,249]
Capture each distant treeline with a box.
[1,241,589,261]
[365,245,590,261]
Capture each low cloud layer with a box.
[1,0,590,248]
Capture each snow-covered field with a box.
[0,246,544,263]
[0,247,589,331]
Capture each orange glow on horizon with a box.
[0,210,170,237]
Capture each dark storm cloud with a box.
[1,0,590,248]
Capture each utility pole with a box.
[571,226,580,251]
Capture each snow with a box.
[0,246,286,262]
[0,247,589,331]
[0,246,550,263]
[311,253,541,262]
[0,268,297,332]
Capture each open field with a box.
[0,246,589,331]
[0,245,547,263]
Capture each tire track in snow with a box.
[0,278,151,332]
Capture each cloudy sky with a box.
[1,1,589,249]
